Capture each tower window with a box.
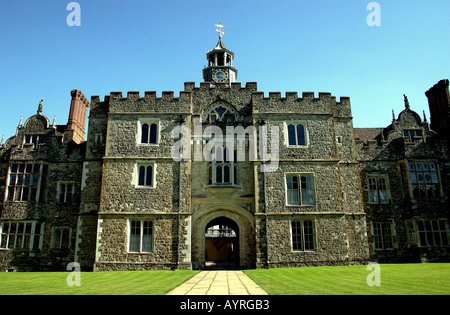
[286,174,315,205]
[285,122,308,147]
[129,220,153,253]
[207,145,237,186]
[138,119,159,145]
[137,164,155,187]
[141,123,158,144]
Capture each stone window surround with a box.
[136,118,161,146]
[290,218,316,252]
[0,220,43,250]
[416,219,449,247]
[206,144,238,186]
[284,172,316,206]
[406,159,442,200]
[50,227,72,250]
[6,162,42,202]
[23,134,45,150]
[283,121,309,148]
[57,181,75,204]
[371,221,395,251]
[127,219,154,254]
[366,174,390,205]
[134,161,157,189]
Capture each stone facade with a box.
[355,91,450,263]
[0,38,449,272]
[0,92,89,271]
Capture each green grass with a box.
[1,264,449,295]
[244,263,450,295]
[0,270,200,295]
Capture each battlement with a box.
[91,90,192,114]
[252,91,351,117]
[89,83,351,118]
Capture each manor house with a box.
[1,33,449,271]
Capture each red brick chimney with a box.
[65,89,90,144]
[425,79,450,135]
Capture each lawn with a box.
[0,269,200,295]
[244,263,450,295]
[1,264,449,295]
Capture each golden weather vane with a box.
[214,21,226,39]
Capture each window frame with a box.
[416,219,449,247]
[284,173,316,206]
[0,221,43,250]
[284,121,309,148]
[372,221,394,250]
[135,162,157,188]
[51,227,72,250]
[24,135,44,150]
[367,174,390,204]
[128,219,154,253]
[403,129,423,142]
[6,163,41,202]
[57,182,75,204]
[207,144,238,186]
[137,119,160,146]
[291,219,315,252]
[406,160,441,200]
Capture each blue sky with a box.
[0,0,449,141]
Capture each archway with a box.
[205,217,239,270]
[191,204,255,270]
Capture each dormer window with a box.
[403,129,422,142]
[24,135,44,150]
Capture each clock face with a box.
[213,70,228,83]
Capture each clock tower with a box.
[203,22,238,85]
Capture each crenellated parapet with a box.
[91,90,192,114]
[252,90,351,118]
[185,82,257,114]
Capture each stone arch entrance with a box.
[192,205,255,270]
[205,217,239,269]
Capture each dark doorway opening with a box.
[205,217,239,270]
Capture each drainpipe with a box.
[259,119,270,269]
[263,162,270,269]
[176,115,186,269]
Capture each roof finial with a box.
[18,115,23,127]
[38,99,43,114]
[423,110,428,123]
[215,21,226,39]
[403,94,410,109]
[52,115,57,127]
[392,109,395,121]
[1,134,4,147]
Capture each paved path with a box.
[166,270,268,295]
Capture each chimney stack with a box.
[65,89,90,144]
[425,79,450,135]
